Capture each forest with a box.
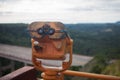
[0,22,120,59]
[0,22,120,79]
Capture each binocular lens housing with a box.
[37,27,55,35]
[38,28,44,34]
[49,28,55,35]
[28,23,68,39]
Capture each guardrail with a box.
[1,66,120,80]
[63,70,120,80]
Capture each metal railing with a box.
[1,66,120,80]
[63,70,120,80]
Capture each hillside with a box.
[0,22,120,79]
[0,23,30,47]
[71,57,120,80]
[0,22,120,59]
[102,60,120,76]
[66,23,120,59]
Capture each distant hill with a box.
[65,23,120,59]
[0,22,120,79]
[102,60,120,76]
[0,22,120,59]
[0,23,31,47]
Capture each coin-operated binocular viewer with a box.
[28,22,73,80]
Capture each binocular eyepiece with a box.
[37,24,55,35]
[28,23,68,39]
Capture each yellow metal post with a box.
[41,71,64,80]
[63,70,120,80]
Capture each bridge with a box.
[0,44,93,76]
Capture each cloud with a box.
[0,0,70,13]
[1,0,120,12]
[0,11,13,15]
[0,0,19,3]
[0,0,120,23]
[65,0,120,12]
[96,0,120,11]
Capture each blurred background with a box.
[0,0,120,80]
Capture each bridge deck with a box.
[0,44,93,66]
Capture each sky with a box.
[0,0,120,23]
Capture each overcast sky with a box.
[0,0,120,23]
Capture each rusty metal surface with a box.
[0,66,37,80]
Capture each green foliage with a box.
[102,60,120,76]
[0,57,11,66]
[69,66,82,71]
[0,57,24,76]
[0,23,31,47]
[66,23,120,59]
[0,23,120,59]
[0,22,120,79]
[90,55,107,74]
[2,69,11,76]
